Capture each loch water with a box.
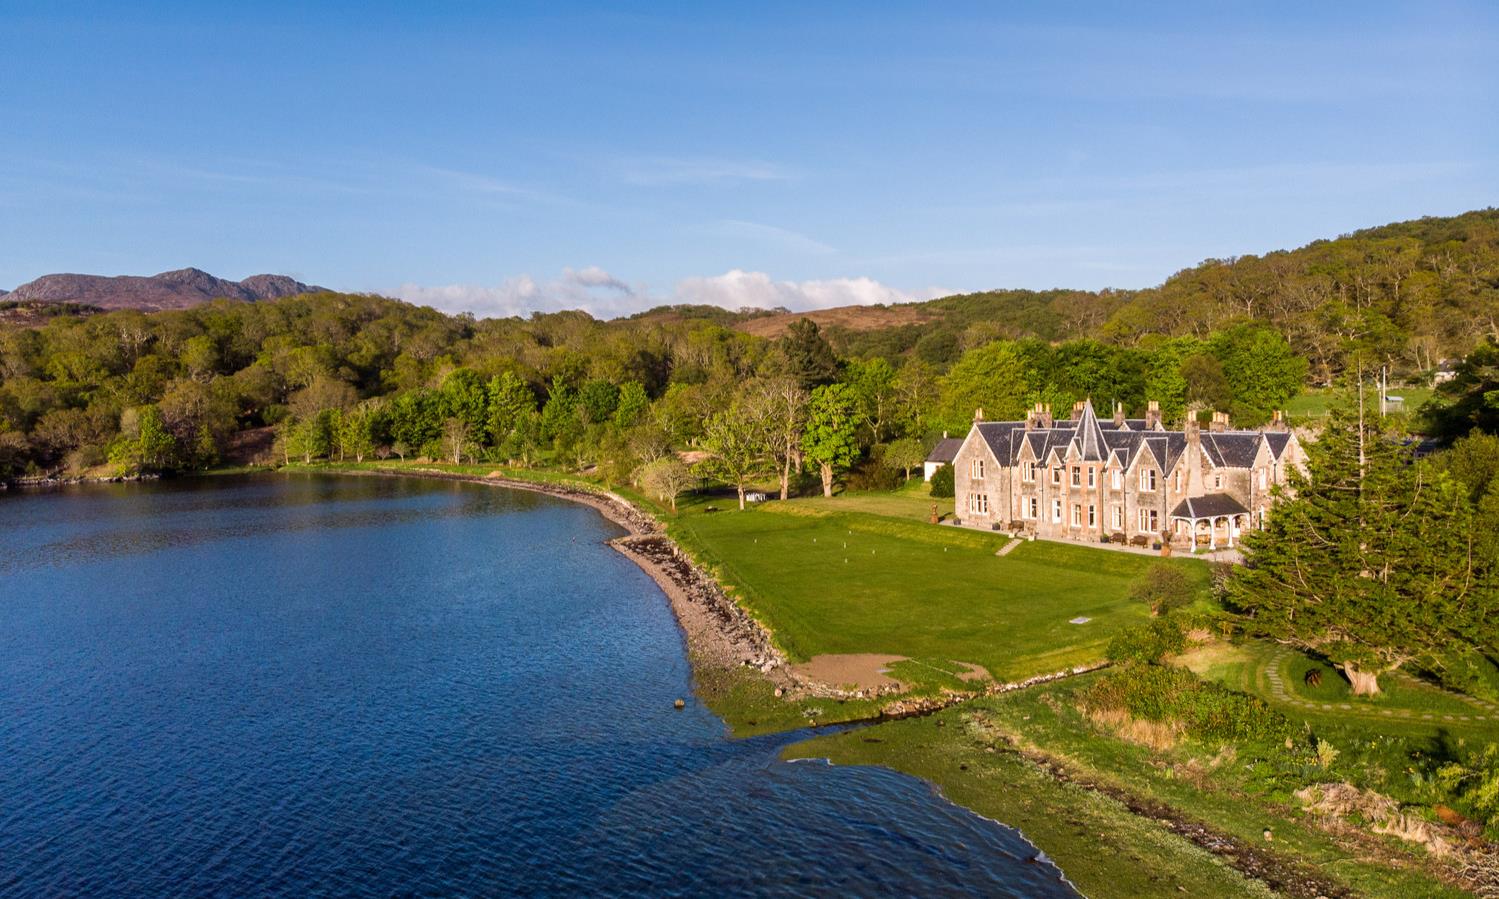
[0,474,1075,897]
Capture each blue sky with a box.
[2,1,1496,317]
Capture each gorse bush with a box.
[1083,663,1295,745]
[1437,743,1499,831]
[1106,617,1186,664]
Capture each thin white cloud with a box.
[717,219,836,255]
[393,266,939,319]
[617,156,793,186]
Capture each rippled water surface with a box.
[0,475,1074,897]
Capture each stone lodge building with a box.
[950,399,1304,549]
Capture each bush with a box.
[1107,618,1187,664]
[1437,743,1499,829]
[1083,663,1295,744]
[845,457,901,491]
[929,462,955,498]
[1129,562,1198,616]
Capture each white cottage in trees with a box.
[951,399,1304,549]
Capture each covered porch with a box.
[1170,494,1252,551]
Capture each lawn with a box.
[1286,386,1435,421]
[1182,639,1499,739]
[789,477,955,522]
[668,497,1210,683]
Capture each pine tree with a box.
[1228,400,1488,695]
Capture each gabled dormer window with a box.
[1022,461,1036,482]
[1111,468,1122,490]
[971,458,985,479]
[1139,468,1157,491]
[1087,468,1096,488]
[1051,466,1062,485]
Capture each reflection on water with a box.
[0,474,1075,897]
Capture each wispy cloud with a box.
[393,266,937,318]
[716,219,835,255]
[616,156,794,186]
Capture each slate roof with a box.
[1200,431,1263,468]
[925,437,963,464]
[1074,401,1108,461]
[976,400,1191,472]
[1171,493,1250,519]
[969,399,1297,479]
[1263,431,1292,460]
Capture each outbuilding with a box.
[923,434,962,481]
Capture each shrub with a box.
[1436,743,1499,829]
[1083,663,1295,745]
[929,462,955,498]
[845,457,901,491]
[1129,562,1198,616]
[1106,618,1186,664]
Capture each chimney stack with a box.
[1145,400,1161,430]
[1209,411,1229,433]
[1113,402,1125,426]
[1071,399,1086,420]
[974,407,984,423]
[1185,410,1201,445]
[1265,410,1287,432]
[1040,403,1053,428]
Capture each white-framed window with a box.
[1137,508,1159,533]
[1087,468,1096,488]
[1051,499,1062,523]
[1022,461,1036,482]
[1087,504,1096,527]
[1139,468,1157,491]
[1213,473,1222,489]
[1071,467,1081,487]
[1111,505,1122,529]
[967,492,989,514]
[1071,504,1082,526]
[1051,466,1062,485]
[1028,497,1038,519]
[1111,468,1122,490]
[1174,470,1183,491]
[1258,468,1268,490]
[971,458,985,479]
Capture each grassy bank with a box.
[788,675,1467,898]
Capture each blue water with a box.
[0,475,1074,897]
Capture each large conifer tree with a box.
[1228,403,1488,695]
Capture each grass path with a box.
[1258,647,1499,725]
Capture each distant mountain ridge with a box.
[2,268,324,311]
